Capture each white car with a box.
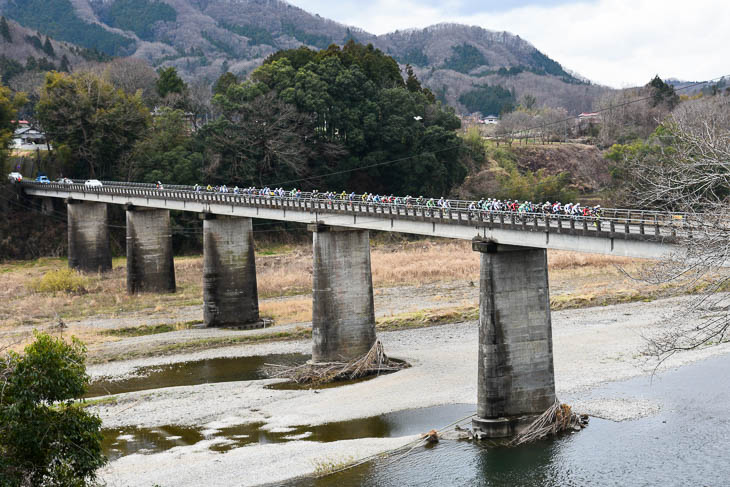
[84,179,103,188]
[56,177,73,184]
[7,172,23,183]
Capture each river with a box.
[286,352,730,487]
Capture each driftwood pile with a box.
[268,339,408,385]
[510,399,589,446]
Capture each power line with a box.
[262,73,730,188]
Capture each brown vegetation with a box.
[510,144,611,193]
[1,240,660,355]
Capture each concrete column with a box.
[203,215,263,329]
[126,207,175,294]
[67,200,112,273]
[309,223,376,363]
[472,240,556,438]
[41,197,54,215]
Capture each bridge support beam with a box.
[203,215,263,328]
[126,207,175,294]
[472,239,556,438]
[67,200,112,273]
[308,223,376,363]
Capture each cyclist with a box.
[426,198,435,215]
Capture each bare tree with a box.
[594,86,670,147]
[538,107,568,143]
[623,96,730,361]
[186,78,214,127]
[204,91,312,185]
[101,58,159,107]
[497,110,533,146]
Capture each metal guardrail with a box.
[20,181,696,242]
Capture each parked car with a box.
[56,177,73,184]
[84,179,103,188]
[7,172,23,183]
[35,175,51,184]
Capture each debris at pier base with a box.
[268,339,408,385]
[508,399,589,446]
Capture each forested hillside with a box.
[0,16,109,116]
[2,0,135,55]
[0,0,608,114]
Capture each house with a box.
[483,115,499,125]
[11,120,31,129]
[11,127,51,151]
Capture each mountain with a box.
[377,24,608,114]
[0,0,609,114]
[0,16,108,89]
[666,77,728,97]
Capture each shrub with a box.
[28,268,88,294]
[0,332,106,486]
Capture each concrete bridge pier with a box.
[472,239,556,438]
[203,215,263,328]
[66,200,112,273]
[41,197,55,215]
[309,223,376,363]
[125,206,176,294]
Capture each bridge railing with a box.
[21,181,699,239]
[68,181,693,222]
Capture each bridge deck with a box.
[22,182,685,259]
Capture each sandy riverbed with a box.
[90,294,730,487]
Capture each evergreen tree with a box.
[208,43,467,195]
[0,56,24,83]
[0,81,27,168]
[24,34,43,51]
[43,36,55,57]
[127,107,202,184]
[648,75,679,110]
[59,54,71,72]
[37,71,151,178]
[156,66,186,98]
[213,71,239,96]
[0,16,11,43]
[405,64,422,93]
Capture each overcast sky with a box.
[287,0,729,88]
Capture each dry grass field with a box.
[0,240,662,354]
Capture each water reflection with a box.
[103,403,477,461]
[87,353,309,397]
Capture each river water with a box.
[285,352,730,487]
[95,351,730,486]
[87,353,309,397]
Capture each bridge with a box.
[19,180,685,438]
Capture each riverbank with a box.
[0,242,664,356]
[90,294,730,487]
[3,244,729,485]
